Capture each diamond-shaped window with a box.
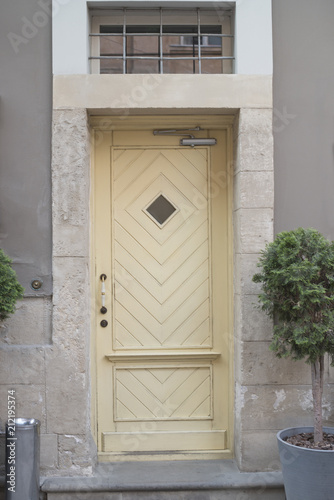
[145,194,177,226]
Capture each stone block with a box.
[47,255,90,437]
[52,109,90,258]
[234,381,247,434]
[234,208,273,254]
[323,384,334,426]
[52,167,89,226]
[46,491,284,500]
[0,384,46,432]
[122,492,283,500]
[234,254,262,295]
[0,347,45,385]
[53,75,272,110]
[236,132,274,173]
[0,297,52,346]
[233,337,243,390]
[45,346,87,435]
[240,385,314,431]
[238,108,273,136]
[57,435,95,476]
[326,357,334,383]
[234,109,273,175]
[234,294,273,342]
[233,111,240,145]
[53,224,89,258]
[237,341,311,386]
[47,495,121,500]
[52,256,90,351]
[237,430,281,472]
[52,109,89,178]
[41,434,58,469]
[234,171,274,210]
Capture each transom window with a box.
[90,8,234,74]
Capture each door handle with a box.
[100,274,107,314]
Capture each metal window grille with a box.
[89,8,234,74]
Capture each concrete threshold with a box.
[41,460,285,498]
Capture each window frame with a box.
[90,8,234,75]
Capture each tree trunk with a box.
[311,355,324,443]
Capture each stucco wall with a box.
[0,0,54,476]
[272,0,334,238]
[0,0,52,295]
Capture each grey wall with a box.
[0,0,52,295]
[272,0,334,240]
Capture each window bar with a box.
[92,55,234,61]
[197,8,201,74]
[88,7,236,72]
[123,8,127,74]
[91,32,234,38]
[192,38,196,73]
[159,8,163,74]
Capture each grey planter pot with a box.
[277,426,334,500]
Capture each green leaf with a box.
[252,228,334,362]
[0,249,24,321]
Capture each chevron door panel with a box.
[112,148,212,349]
[95,127,231,458]
[114,366,212,421]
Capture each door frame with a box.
[90,114,234,461]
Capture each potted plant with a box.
[0,248,24,321]
[253,227,334,500]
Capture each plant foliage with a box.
[0,249,24,321]
[253,228,334,364]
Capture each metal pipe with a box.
[123,8,126,74]
[180,138,217,147]
[90,33,234,38]
[159,8,163,74]
[153,127,201,135]
[90,56,234,61]
[197,8,201,74]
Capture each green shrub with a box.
[0,249,24,321]
[253,228,334,442]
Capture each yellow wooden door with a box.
[94,121,232,461]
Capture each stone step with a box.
[40,460,285,500]
[45,490,284,500]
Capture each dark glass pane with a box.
[127,35,159,56]
[127,59,159,74]
[207,35,222,46]
[198,26,222,35]
[200,43,223,74]
[201,58,223,75]
[126,35,159,74]
[146,195,177,225]
[100,34,123,74]
[163,25,197,34]
[100,58,123,74]
[163,59,196,74]
[97,24,229,74]
[100,35,122,55]
[101,25,123,34]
